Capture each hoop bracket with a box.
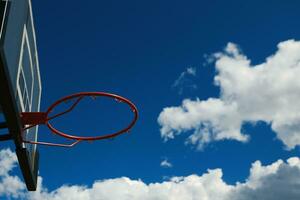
[22,139,82,147]
[21,112,47,125]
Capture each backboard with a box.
[0,0,41,191]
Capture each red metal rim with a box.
[45,92,138,141]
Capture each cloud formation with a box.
[1,149,300,200]
[160,159,173,168]
[159,40,300,150]
[0,149,25,198]
[172,67,197,95]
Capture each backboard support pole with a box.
[0,134,12,141]
[0,122,7,129]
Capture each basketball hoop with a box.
[20,92,138,147]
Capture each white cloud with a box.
[159,39,300,150]
[172,67,197,95]
[186,67,196,76]
[160,159,173,168]
[0,149,298,200]
[228,157,300,200]
[0,149,25,198]
[0,149,18,176]
[158,98,247,150]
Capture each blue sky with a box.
[2,0,300,199]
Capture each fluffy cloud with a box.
[0,149,299,200]
[0,149,25,198]
[158,40,300,150]
[228,157,300,200]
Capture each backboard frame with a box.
[0,0,39,191]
